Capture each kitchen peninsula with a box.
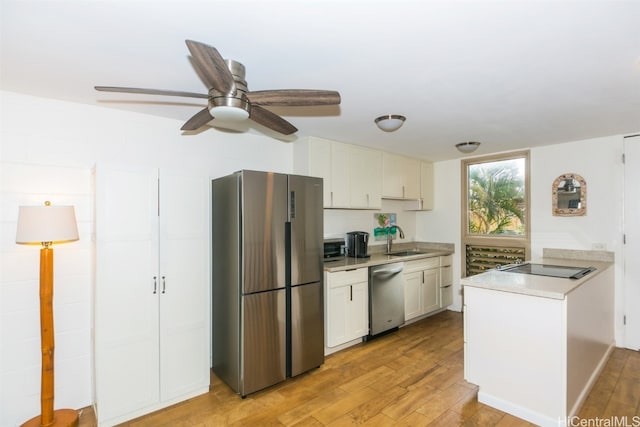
[462,249,615,427]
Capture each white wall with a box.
[0,91,292,426]
[417,135,626,342]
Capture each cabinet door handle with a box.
[350,285,353,301]
[331,191,334,206]
[153,276,157,294]
[162,276,166,294]
[402,185,405,198]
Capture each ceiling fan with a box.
[95,40,341,135]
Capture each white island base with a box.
[462,256,614,427]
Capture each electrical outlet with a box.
[592,243,606,250]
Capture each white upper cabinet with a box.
[382,152,420,200]
[295,137,382,209]
[349,146,382,209]
[419,161,434,210]
[330,141,351,208]
[307,137,333,207]
[294,137,434,210]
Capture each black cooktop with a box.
[498,263,596,279]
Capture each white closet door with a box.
[624,135,640,350]
[158,169,210,400]
[95,166,160,419]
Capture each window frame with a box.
[461,150,531,277]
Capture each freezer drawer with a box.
[289,282,324,377]
[241,289,286,396]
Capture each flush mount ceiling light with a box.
[455,141,481,153]
[375,114,406,132]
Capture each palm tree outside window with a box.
[462,151,530,276]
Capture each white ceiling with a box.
[2,0,639,161]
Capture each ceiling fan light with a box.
[455,141,481,153]
[209,105,250,121]
[375,114,406,132]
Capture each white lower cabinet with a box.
[403,271,423,320]
[94,165,210,426]
[404,257,441,321]
[440,255,453,308]
[325,268,369,347]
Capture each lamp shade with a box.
[16,203,79,244]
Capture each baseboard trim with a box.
[477,390,559,427]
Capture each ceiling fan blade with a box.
[185,40,234,94]
[247,90,341,106]
[95,86,208,99]
[188,56,217,91]
[181,108,213,131]
[250,105,298,135]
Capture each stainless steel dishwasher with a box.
[368,262,405,338]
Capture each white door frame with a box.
[623,134,640,350]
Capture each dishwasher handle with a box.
[372,266,403,276]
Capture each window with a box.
[462,151,530,276]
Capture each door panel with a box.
[624,135,640,350]
[290,282,324,377]
[422,268,440,314]
[159,169,209,400]
[289,174,323,287]
[326,285,349,347]
[404,271,422,321]
[242,290,286,395]
[242,171,287,294]
[95,166,160,419]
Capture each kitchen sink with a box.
[386,250,427,256]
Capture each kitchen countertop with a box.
[460,255,614,300]
[323,242,454,273]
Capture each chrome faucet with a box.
[386,225,405,254]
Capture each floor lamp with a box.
[16,201,80,427]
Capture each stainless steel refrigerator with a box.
[211,170,324,396]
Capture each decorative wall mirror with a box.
[552,173,586,216]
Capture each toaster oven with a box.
[323,238,345,261]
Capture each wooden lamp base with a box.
[22,248,79,427]
[22,408,78,427]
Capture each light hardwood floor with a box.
[79,310,640,426]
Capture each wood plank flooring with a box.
[79,310,640,426]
